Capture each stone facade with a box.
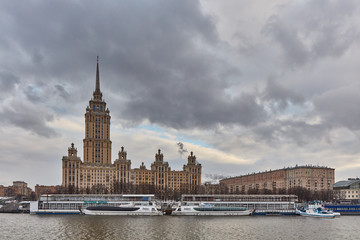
[220,165,334,194]
[62,59,202,194]
[333,178,360,200]
[34,185,62,197]
[0,181,32,197]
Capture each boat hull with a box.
[32,210,80,215]
[298,212,335,218]
[296,209,336,218]
[83,210,162,216]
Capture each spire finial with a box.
[95,56,100,92]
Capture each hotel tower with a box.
[61,59,202,195]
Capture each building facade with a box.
[35,185,62,197]
[62,59,201,194]
[220,165,334,194]
[0,181,32,197]
[333,178,360,200]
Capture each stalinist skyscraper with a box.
[83,57,112,165]
[62,58,201,195]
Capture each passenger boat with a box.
[325,203,360,215]
[172,194,298,216]
[296,201,339,218]
[173,202,252,216]
[83,202,161,216]
[30,194,159,215]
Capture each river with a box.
[1,214,359,240]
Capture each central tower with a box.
[83,57,112,164]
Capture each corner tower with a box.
[83,57,112,164]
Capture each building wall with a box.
[333,179,360,200]
[220,166,334,194]
[0,182,32,197]
[336,189,360,200]
[35,185,62,197]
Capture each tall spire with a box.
[93,56,102,100]
[96,56,100,92]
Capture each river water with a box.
[1,214,359,240]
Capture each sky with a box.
[1,0,360,189]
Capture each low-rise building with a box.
[35,185,63,197]
[333,178,360,200]
[0,181,32,197]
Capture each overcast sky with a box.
[1,0,360,189]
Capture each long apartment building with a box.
[62,59,201,193]
[220,165,334,194]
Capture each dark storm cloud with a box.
[1,0,252,130]
[25,85,42,102]
[313,86,360,131]
[54,84,71,100]
[0,101,58,138]
[262,79,305,111]
[263,0,359,68]
[124,88,267,129]
[0,71,19,97]
[0,0,358,146]
[253,119,331,146]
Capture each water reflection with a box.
[1,214,360,240]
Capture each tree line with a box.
[50,183,334,202]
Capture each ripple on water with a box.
[1,214,360,240]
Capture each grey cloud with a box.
[0,71,19,96]
[0,101,59,138]
[262,79,305,111]
[0,0,222,125]
[313,85,360,131]
[263,0,359,68]
[253,120,331,146]
[25,85,42,102]
[54,84,71,100]
[123,86,267,129]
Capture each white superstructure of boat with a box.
[172,202,253,216]
[172,194,298,216]
[30,194,159,215]
[83,202,162,216]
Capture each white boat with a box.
[30,194,159,215]
[172,194,298,216]
[83,203,162,216]
[172,202,253,216]
[296,201,340,218]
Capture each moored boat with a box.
[83,204,162,216]
[172,194,298,216]
[325,203,360,215]
[172,202,253,216]
[296,201,339,218]
[30,194,158,215]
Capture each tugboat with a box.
[296,201,340,218]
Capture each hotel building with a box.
[61,59,201,194]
